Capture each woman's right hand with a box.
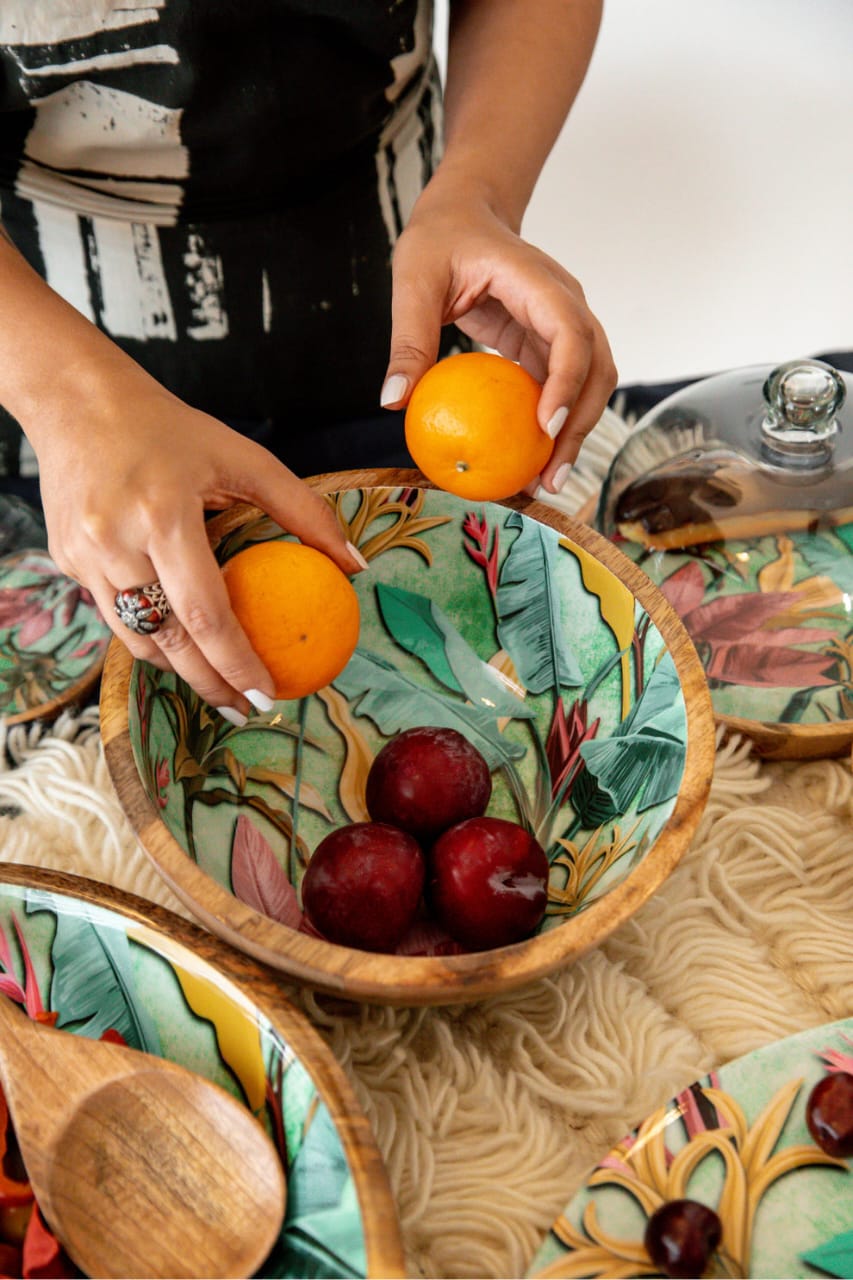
[34,363,366,723]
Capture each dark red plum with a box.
[366,726,491,844]
[302,822,425,952]
[427,816,548,951]
[806,1071,853,1158]
[644,1199,723,1279]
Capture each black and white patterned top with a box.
[0,0,453,482]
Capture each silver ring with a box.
[114,581,172,635]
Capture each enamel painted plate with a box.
[528,1018,853,1279]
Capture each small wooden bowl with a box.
[0,863,405,1276]
[0,549,110,725]
[101,469,716,1006]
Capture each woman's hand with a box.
[382,0,615,494]
[0,228,365,721]
[35,363,366,722]
[381,177,617,494]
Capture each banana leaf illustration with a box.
[801,1230,853,1279]
[25,894,162,1053]
[375,582,534,720]
[495,510,583,696]
[333,648,525,770]
[267,1103,364,1279]
[572,651,686,828]
[798,530,853,594]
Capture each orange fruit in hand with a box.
[222,540,360,701]
[404,351,554,500]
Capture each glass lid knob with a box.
[761,358,845,465]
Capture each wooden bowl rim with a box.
[100,468,717,1007]
[0,861,406,1278]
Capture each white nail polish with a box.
[217,705,248,727]
[552,462,572,491]
[546,407,569,439]
[380,373,409,407]
[346,541,370,571]
[243,688,275,712]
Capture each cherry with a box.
[427,816,548,950]
[366,726,491,844]
[806,1071,853,1157]
[301,822,425,952]
[644,1199,722,1279]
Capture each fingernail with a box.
[380,373,409,407]
[243,688,275,712]
[545,407,569,439]
[217,705,248,727]
[346,541,370,571]
[551,462,572,491]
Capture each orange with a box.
[404,351,554,501]
[222,540,360,701]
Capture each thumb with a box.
[380,268,444,408]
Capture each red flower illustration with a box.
[546,697,599,799]
[463,511,500,598]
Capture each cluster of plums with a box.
[301,726,549,953]
[642,1069,853,1278]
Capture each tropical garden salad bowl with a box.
[0,863,404,1278]
[101,469,716,1006]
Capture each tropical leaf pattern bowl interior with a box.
[0,549,111,725]
[101,471,716,1006]
[0,864,404,1278]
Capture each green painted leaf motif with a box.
[376,582,534,720]
[25,893,162,1053]
[376,583,460,692]
[798,531,853,593]
[836,523,853,556]
[575,652,686,823]
[495,511,583,694]
[333,648,525,769]
[574,732,683,823]
[617,651,685,742]
[801,1229,853,1279]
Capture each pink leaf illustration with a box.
[682,590,804,643]
[17,608,54,648]
[660,561,707,616]
[0,589,40,628]
[747,625,837,649]
[818,1035,853,1075]
[12,915,47,1018]
[705,642,837,687]
[230,814,303,928]
[0,975,25,1004]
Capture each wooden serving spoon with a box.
[0,994,286,1278]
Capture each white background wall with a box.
[434,0,853,388]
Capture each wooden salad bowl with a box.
[101,469,716,1007]
[0,863,405,1277]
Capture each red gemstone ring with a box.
[114,581,172,635]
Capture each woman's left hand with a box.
[381,176,618,494]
